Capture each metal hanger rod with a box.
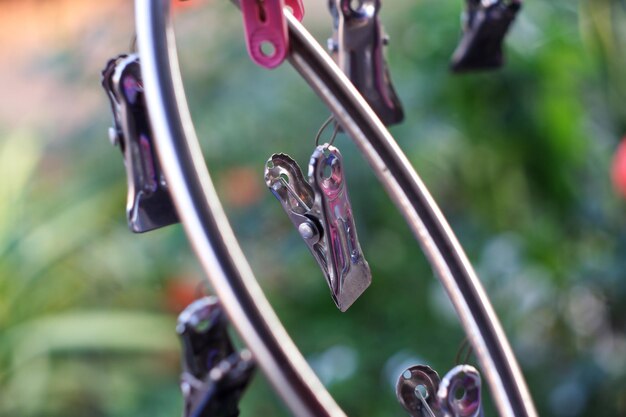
[135,1,538,416]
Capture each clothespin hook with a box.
[314,115,340,148]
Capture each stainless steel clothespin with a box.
[101,54,178,233]
[450,0,521,72]
[327,0,404,126]
[177,297,255,417]
[396,364,483,417]
[264,145,372,311]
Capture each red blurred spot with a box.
[612,137,626,198]
[172,0,200,10]
[165,276,203,313]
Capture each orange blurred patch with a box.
[172,0,202,9]
[611,137,626,198]
[220,166,264,208]
[165,276,205,313]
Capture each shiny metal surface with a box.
[136,1,538,416]
[264,146,372,311]
[396,365,441,417]
[309,145,371,311]
[438,365,483,417]
[396,363,483,417]
[327,0,404,125]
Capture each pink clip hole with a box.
[241,0,288,69]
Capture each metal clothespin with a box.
[177,297,255,417]
[101,54,178,233]
[450,0,521,72]
[239,0,304,69]
[327,0,404,126]
[396,364,483,417]
[264,145,372,311]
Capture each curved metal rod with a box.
[135,1,537,417]
[136,2,345,417]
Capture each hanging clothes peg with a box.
[264,144,371,311]
[396,364,483,417]
[327,0,404,126]
[101,54,178,233]
[240,0,304,69]
[450,0,521,72]
[177,297,255,417]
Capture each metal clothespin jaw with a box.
[177,297,256,417]
[327,0,404,126]
[450,0,521,72]
[101,54,178,233]
[396,364,483,417]
[265,145,372,311]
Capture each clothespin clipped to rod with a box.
[450,0,521,72]
[327,0,404,126]
[177,297,255,417]
[101,54,178,233]
[240,0,304,69]
[265,145,372,311]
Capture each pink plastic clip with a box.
[240,0,304,69]
[284,0,304,21]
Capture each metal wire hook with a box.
[130,33,138,53]
[315,115,340,148]
[455,337,474,365]
[415,385,437,417]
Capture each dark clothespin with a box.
[101,54,178,232]
[450,0,521,72]
[328,0,404,126]
[177,297,255,417]
[265,145,372,311]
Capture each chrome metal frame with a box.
[135,1,538,416]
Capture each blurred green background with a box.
[1,0,625,416]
